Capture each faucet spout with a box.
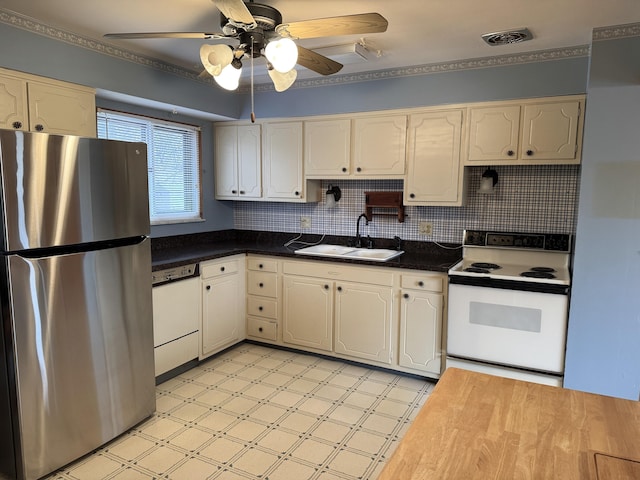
[355,213,369,248]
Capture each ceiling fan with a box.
[104,0,388,93]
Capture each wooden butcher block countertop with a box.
[378,368,640,479]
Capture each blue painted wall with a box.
[564,35,640,400]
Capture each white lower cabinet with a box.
[282,276,333,352]
[398,273,445,376]
[334,282,393,364]
[201,256,246,358]
[246,256,280,343]
[152,277,200,377]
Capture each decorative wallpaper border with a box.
[593,22,640,41]
[1,7,593,93]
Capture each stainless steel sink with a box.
[294,244,404,262]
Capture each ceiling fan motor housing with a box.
[221,3,282,58]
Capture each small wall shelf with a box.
[364,191,405,223]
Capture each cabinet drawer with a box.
[201,258,239,279]
[247,296,278,319]
[247,271,278,297]
[247,317,277,341]
[154,332,199,377]
[282,260,394,286]
[401,273,444,293]
[247,257,278,272]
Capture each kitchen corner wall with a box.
[234,164,580,243]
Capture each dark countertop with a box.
[151,230,462,273]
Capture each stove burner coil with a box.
[530,267,556,273]
[521,271,556,279]
[464,267,491,274]
[470,262,501,270]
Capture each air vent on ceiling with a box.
[482,28,533,46]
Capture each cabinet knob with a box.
[220,266,225,272]
[35,124,44,131]
[409,193,415,199]
[239,190,245,194]
[259,282,264,288]
[12,121,22,129]
[324,284,329,290]
[356,167,362,172]
[259,264,264,269]
[258,306,263,311]
[403,293,409,299]
[418,281,424,287]
[206,285,211,290]
[342,167,347,172]
[294,191,300,196]
[507,150,515,156]
[258,327,263,332]
[337,286,342,292]
[232,190,238,194]
[526,149,534,156]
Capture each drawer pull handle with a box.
[258,306,263,311]
[258,327,263,332]
[259,282,264,288]
[259,264,263,269]
[418,281,424,287]
[220,266,225,272]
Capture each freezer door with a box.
[0,130,149,252]
[6,238,155,480]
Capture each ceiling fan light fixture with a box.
[200,44,233,76]
[268,66,297,92]
[265,37,298,73]
[214,59,243,90]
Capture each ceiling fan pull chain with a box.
[250,36,256,123]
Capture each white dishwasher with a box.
[152,264,200,380]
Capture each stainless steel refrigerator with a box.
[0,130,156,480]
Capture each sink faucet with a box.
[355,213,369,248]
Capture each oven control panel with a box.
[463,230,571,252]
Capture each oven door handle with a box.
[448,275,569,295]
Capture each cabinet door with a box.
[352,115,406,176]
[405,109,464,205]
[214,125,240,198]
[399,290,443,375]
[237,124,262,198]
[304,118,351,177]
[263,121,304,199]
[521,101,580,161]
[467,105,520,161]
[201,272,242,357]
[0,73,28,131]
[282,276,333,351]
[27,81,96,137]
[334,282,393,364]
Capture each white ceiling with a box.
[3,0,640,84]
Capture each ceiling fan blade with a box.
[212,0,256,28]
[276,13,388,40]
[296,46,343,76]
[104,32,226,39]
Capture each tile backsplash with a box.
[233,165,580,244]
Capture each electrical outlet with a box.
[418,221,433,235]
[300,216,311,229]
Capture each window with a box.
[97,109,202,225]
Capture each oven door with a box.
[447,281,568,373]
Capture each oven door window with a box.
[447,284,568,373]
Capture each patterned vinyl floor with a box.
[44,343,435,480]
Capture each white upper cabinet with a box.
[263,121,312,202]
[352,115,407,177]
[304,118,351,177]
[466,96,584,165]
[405,109,466,206]
[215,124,262,200]
[0,67,96,137]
